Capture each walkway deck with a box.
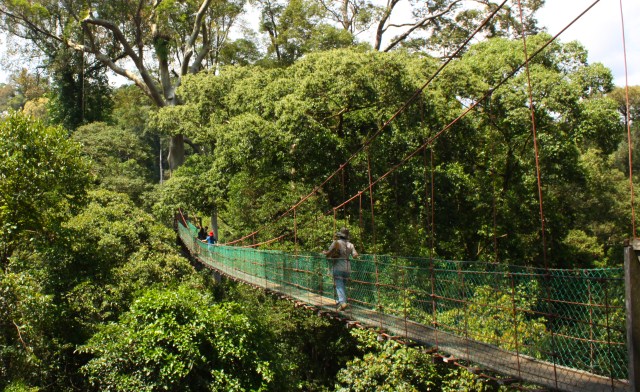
[186,246,630,392]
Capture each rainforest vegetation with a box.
[0,0,638,390]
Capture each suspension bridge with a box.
[173,0,637,390]
[177,217,629,392]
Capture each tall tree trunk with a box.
[168,134,185,171]
[159,136,164,184]
[210,206,219,239]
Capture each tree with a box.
[47,48,114,130]
[336,331,443,391]
[316,0,544,52]
[256,0,355,65]
[0,0,245,170]
[72,122,154,203]
[609,85,640,123]
[0,82,16,113]
[0,69,49,112]
[335,328,507,391]
[79,285,281,391]
[0,270,57,391]
[0,112,91,269]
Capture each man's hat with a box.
[337,227,350,239]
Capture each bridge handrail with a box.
[177,218,629,391]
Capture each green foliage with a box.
[335,328,506,392]
[1,69,49,112]
[3,381,40,392]
[47,48,114,130]
[54,188,188,294]
[336,329,441,391]
[0,270,56,390]
[222,283,359,391]
[0,112,91,268]
[149,154,220,225]
[438,281,547,357]
[440,367,508,392]
[79,285,280,391]
[73,122,154,203]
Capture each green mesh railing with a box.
[178,220,627,389]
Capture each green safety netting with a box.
[178,220,627,383]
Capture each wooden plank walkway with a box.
[186,247,630,392]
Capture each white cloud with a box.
[537,0,640,86]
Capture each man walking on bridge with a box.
[324,227,359,311]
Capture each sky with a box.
[536,0,639,87]
[0,0,637,87]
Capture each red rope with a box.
[367,149,382,329]
[517,2,558,388]
[619,0,636,238]
[244,234,287,248]
[177,208,188,227]
[430,148,435,256]
[294,207,298,256]
[516,0,547,268]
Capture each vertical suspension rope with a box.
[430,148,436,257]
[509,271,522,378]
[516,1,557,388]
[81,28,86,124]
[492,156,499,262]
[425,146,439,348]
[487,94,499,263]
[619,0,636,238]
[358,193,365,252]
[517,3,548,266]
[603,281,615,390]
[423,148,431,251]
[294,207,298,256]
[332,208,337,235]
[367,149,382,326]
[341,166,347,228]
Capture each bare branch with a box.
[181,0,214,75]
[381,0,464,52]
[82,16,165,106]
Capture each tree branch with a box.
[181,0,214,76]
[381,0,464,52]
[82,17,166,106]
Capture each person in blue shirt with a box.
[323,227,358,311]
[206,230,217,245]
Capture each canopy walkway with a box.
[177,218,629,392]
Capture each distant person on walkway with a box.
[323,227,358,311]
[206,230,217,245]
[197,225,207,241]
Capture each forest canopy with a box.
[0,0,638,389]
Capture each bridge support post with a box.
[624,239,640,390]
